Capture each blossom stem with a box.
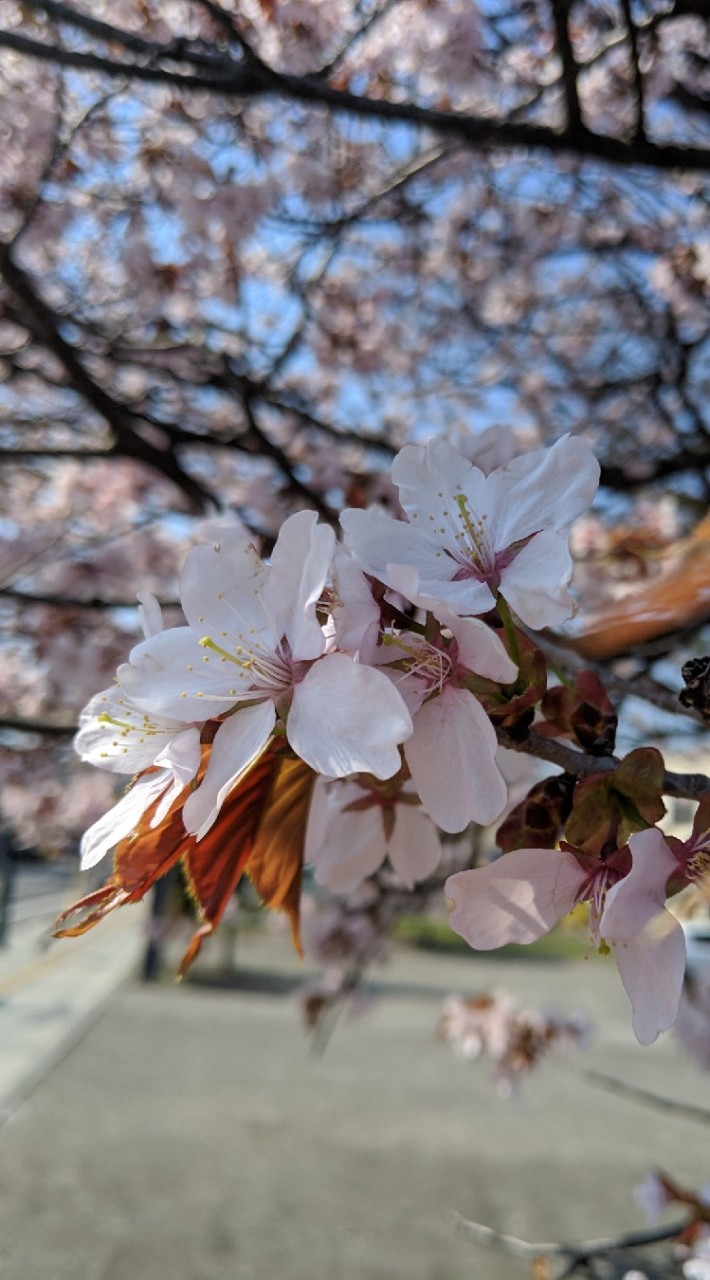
[496,594,521,673]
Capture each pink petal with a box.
[267,511,334,661]
[288,654,412,780]
[487,435,600,548]
[330,548,380,662]
[310,807,386,894]
[446,848,588,949]
[613,914,686,1045]
[442,613,518,683]
[182,700,275,840]
[180,533,268,637]
[600,828,679,942]
[499,530,576,629]
[119,627,247,720]
[392,440,488,531]
[404,685,506,831]
[387,803,442,888]
[341,506,447,597]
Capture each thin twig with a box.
[497,726,710,801]
[575,1064,710,1127]
[455,1210,688,1259]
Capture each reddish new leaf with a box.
[54,768,193,938]
[247,755,316,956]
[613,747,667,824]
[496,773,576,852]
[538,671,616,755]
[179,742,284,973]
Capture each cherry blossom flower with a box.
[305,777,442,893]
[439,990,588,1096]
[117,512,413,838]
[445,827,686,1044]
[341,434,600,628]
[374,611,517,831]
[74,684,202,867]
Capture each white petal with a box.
[446,848,588,948]
[75,687,181,774]
[303,776,334,857]
[137,591,164,639]
[180,534,272,645]
[118,627,249,720]
[266,511,333,660]
[182,701,275,840]
[404,686,506,831]
[387,804,442,888]
[330,547,380,661]
[613,916,686,1045]
[390,565,495,617]
[441,612,517,683]
[80,771,170,869]
[153,726,202,798]
[487,435,600,548]
[392,440,488,531]
[341,506,450,593]
[500,530,576,629]
[310,807,386,893]
[341,505,495,616]
[601,828,679,942]
[288,653,412,779]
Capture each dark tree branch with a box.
[497,726,710,800]
[20,0,236,71]
[0,27,253,89]
[550,0,584,134]
[599,445,710,490]
[0,448,114,459]
[0,588,179,610]
[217,366,339,525]
[620,0,647,143]
[0,247,216,512]
[0,716,75,737]
[3,25,710,172]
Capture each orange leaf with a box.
[179,743,283,972]
[54,883,130,938]
[574,515,710,660]
[55,769,195,938]
[247,755,316,955]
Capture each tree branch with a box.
[215,365,339,525]
[455,1211,688,1262]
[576,1065,710,1127]
[3,25,710,172]
[497,726,710,800]
[0,588,179,610]
[550,0,584,134]
[0,716,75,737]
[0,247,216,511]
[620,0,647,143]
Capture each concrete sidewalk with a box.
[0,893,146,1118]
[0,929,707,1279]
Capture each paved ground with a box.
[0,923,708,1279]
[0,864,145,1116]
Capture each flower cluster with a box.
[73,432,597,872]
[64,432,710,1050]
[438,990,589,1096]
